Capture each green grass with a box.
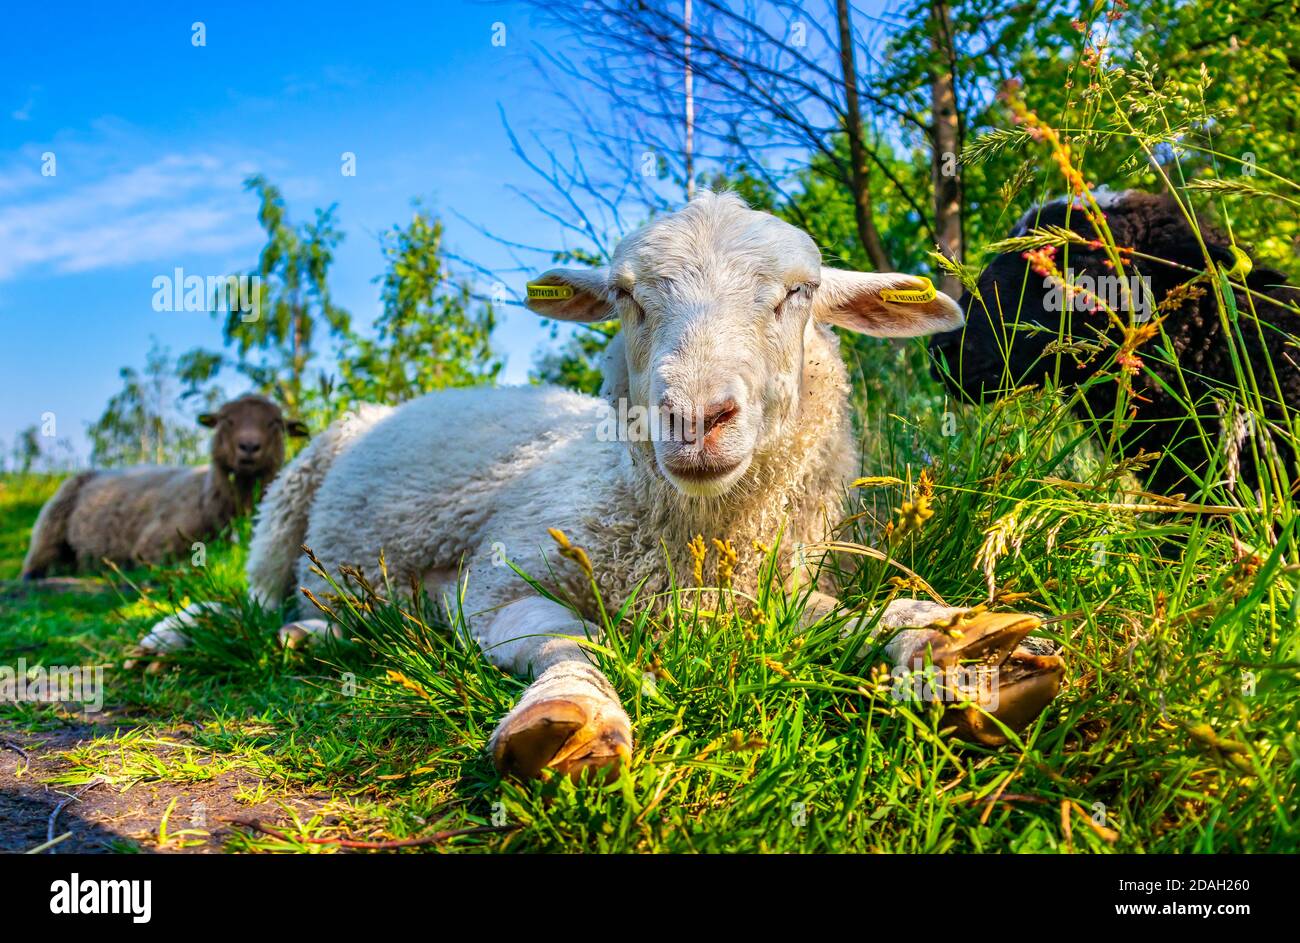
[3,376,1296,852]
[6,4,1296,855]
[0,474,58,579]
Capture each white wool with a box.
[246,403,393,607]
[247,193,965,629]
[146,193,1016,770]
[253,352,849,625]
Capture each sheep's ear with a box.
[814,268,964,338]
[285,419,310,438]
[525,268,613,322]
[197,413,219,428]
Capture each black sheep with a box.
[929,190,1300,499]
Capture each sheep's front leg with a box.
[478,596,632,780]
[806,593,1064,744]
[277,618,343,648]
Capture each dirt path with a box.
[0,719,323,854]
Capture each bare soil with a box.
[0,718,321,854]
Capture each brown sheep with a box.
[21,395,307,578]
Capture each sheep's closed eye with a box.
[775,283,813,318]
[614,287,643,323]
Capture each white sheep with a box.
[23,395,306,578]
[141,193,1064,777]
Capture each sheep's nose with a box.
[701,398,739,438]
[662,397,739,445]
[237,440,262,456]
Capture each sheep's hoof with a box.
[943,651,1065,746]
[276,619,340,649]
[915,611,1064,745]
[922,611,1042,668]
[122,647,168,675]
[492,695,632,782]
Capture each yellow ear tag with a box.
[527,283,575,301]
[1224,245,1253,281]
[881,276,937,304]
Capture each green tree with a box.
[213,175,351,416]
[11,426,42,474]
[531,321,619,396]
[87,341,221,468]
[500,0,1300,396]
[950,0,1298,278]
[1118,0,1298,272]
[338,207,500,405]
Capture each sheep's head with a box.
[928,191,1237,402]
[527,192,963,498]
[199,394,308,479]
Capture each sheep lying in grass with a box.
[22,395,306,578]
[929,190,1300,499]
[142,192,1065,778]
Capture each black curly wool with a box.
[929,191,1300,498]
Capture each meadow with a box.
[3,0,1297,856]
[3,358,1296,853]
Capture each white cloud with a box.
[0,152,264,281]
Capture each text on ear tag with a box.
[527,283,575,300]
[881,276,937,304]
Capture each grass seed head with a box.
[548,527,593,578]
[712,537,738,587]
[892,495,934,540]
[686,534,708,586]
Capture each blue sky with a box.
[0,0,621,460]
